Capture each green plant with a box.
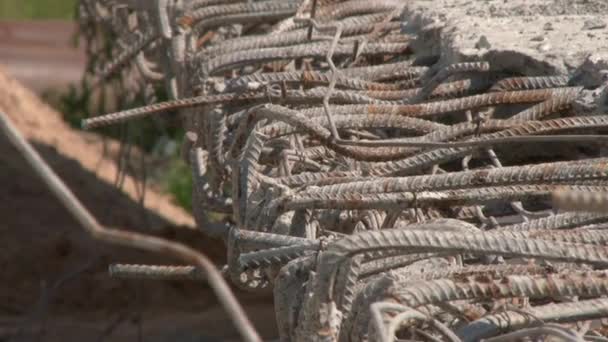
[165,157,193,212]
[0,0,78,19]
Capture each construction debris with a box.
[75,0,608,341]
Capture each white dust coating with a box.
[402,0,608,78]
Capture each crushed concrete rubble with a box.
[403,0,608,79]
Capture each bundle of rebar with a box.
[77,0,608,341]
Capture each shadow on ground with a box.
[0,135,277,341]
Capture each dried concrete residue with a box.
[402,0,608,80]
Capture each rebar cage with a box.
[70,0,608,341]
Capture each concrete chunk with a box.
[402,0,608,77]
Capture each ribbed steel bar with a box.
[78,1,608,340]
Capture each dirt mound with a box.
[0,65,194,229]
[0,68,276,341]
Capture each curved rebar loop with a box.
[78,2,608,341]
[200,13,397,58]
[93,27,160,86]
[343,262,553,341]
[461,136,500,227]
[411,61,491,103]
[245,106,608,173]
[180,1,301,30]
[482,147,550,221]
[207,107,228,191]
[155,0,172,39]
[481,324,584,342]
[274,256,316,341]
[509,86,582,121]
[457,298,608,341]
[294,87,578,119]
[135,51,165,81]
[315,0,404,22]
[200,40,409,76]
[249,112,603,163]
[190,147,233,237]
[226,225,271,292]
[260,119,508,164]
[328,220,481,330]
[381,304,463,342]
[223,104,417,229]
[353,271,608,341]
[299,223,608,340]
[258,114,445,140]
[0,111,261,342]
[363,112,600,176]
[368,302,462,342]
[271,0,403,33]
[348,4,404,66]
[222,67,420,93]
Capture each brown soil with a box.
[0,67,277,341]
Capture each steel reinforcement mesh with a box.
[68,0,608,341]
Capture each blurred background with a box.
[0,0,81,92]
[0,1,276,341]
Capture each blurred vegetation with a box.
[166,157,193,212]
[1,0,194,211]
[44,82,194,211]
[0,0,77,19]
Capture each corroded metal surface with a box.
[80,0,608,341]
